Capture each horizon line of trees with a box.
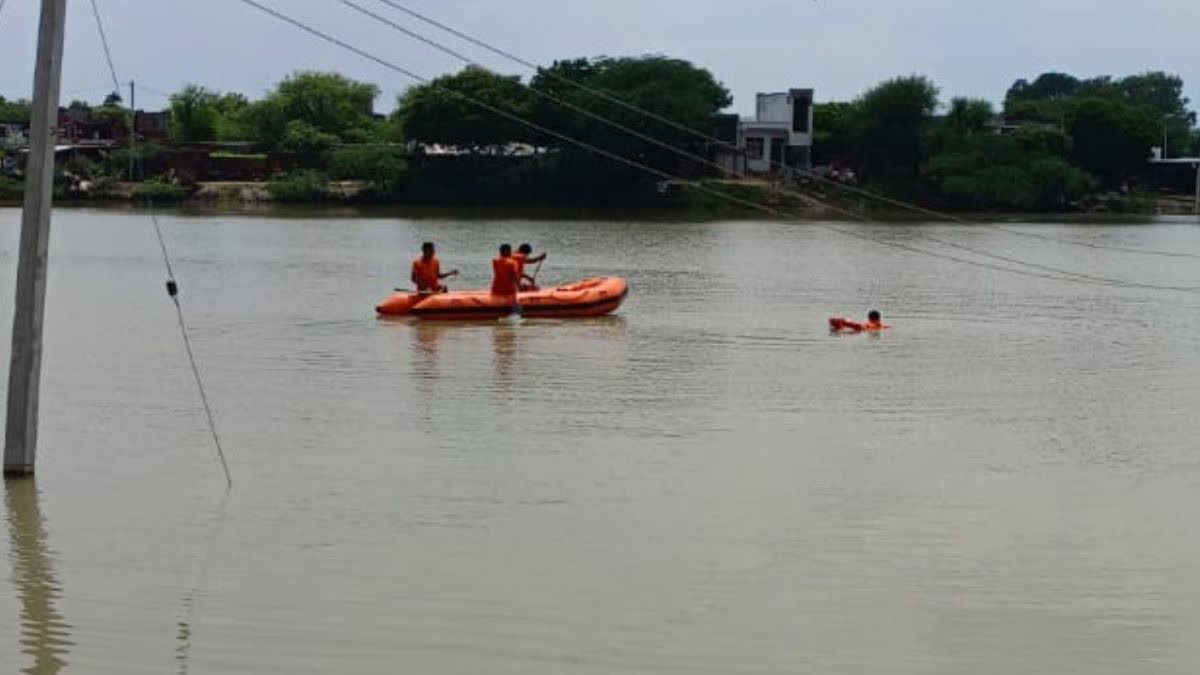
[4,62,1197,210]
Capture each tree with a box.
[1065,98,1157,187]
[246,72,379,147]
[170,85,220,142]
[924,134,1094,210]
[945,98,994,136]
[812,101,857,165]
[103,91,123,107]
[529,55,731,180]
[396,66,533,151]
[279,120,339,154]
[0,97,31,125]
[1003,72,1082,123]
[213,92,252,141]
[851,75,940,178]
[1006,72,1081,102]
[327,145,406,185]
[1113,72,1195,154]
[93,101,129,136]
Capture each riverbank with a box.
[3,177,1191,219]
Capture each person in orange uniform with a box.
[491,244,521,298]
[411,242,458,293]
[513,243,547,291]
[829,310,890,333]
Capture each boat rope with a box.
[152,214,233,488]
[311,1,1198,292]
[368,0,1200,262]
[88,0,121,94]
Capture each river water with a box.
[1,207,1199,674]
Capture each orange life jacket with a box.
[412,256,441,291]
[491,257,520,296]
[511,252,528,279]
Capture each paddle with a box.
[530,259,545,286]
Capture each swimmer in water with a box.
[830,310,889,333]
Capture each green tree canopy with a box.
[0,97,31,125]
[396,66,533,151]
[1065,97,1157,187]
[170,85,221,142]
[945,98,995,136]
[851,75,940,178]
[1005,70,1195,152]
[213,92,252,141]
[1006,72,1081,103]
[812,101,857,165]
[531,56,730,169]
[245,72,379,147]
[279,120,340,154]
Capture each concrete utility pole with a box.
[5,0,68,477]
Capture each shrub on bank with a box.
[0,175,22,201]
[327,145,406,183]
[132,178,192,203]
[267,170,332,202]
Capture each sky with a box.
[0,0,1197,117]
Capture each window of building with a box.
[792,99,811,133]
[745,137,765,160]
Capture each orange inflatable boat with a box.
[376,277,628,320]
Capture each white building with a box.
[1,124,28,150]
[717,89,813,176]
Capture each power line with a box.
[84,1,231,485]
[793,170,1200,260]
[338,0,1199,292]
[152,215,233,488]
[369,0,718,142]
[237,0,1198,293]
[136,84,174,100]
[371,0,1200,262]
[88,0,121,94]
[338,0,719,172]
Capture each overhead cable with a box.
[370,0,1200,262]
[339,0,1200,292]
[237,0,1200,294]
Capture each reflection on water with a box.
[4,479,71,675]
[491,322,521,390]
[175,596,194,675]
[174,493,232,675]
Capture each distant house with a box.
[58,105,120,142]
[56,105,171,144]
[714,89,814,177]
[1147,154,1200,198]
[1,123,27,149]
[135,110,171,141]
